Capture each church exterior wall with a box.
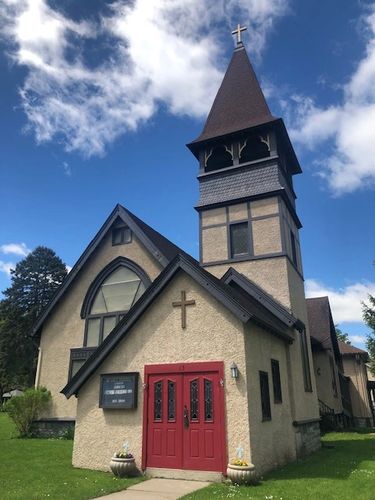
[285,262,320,423]
[252,216,282,256]
[244,323,297,473]
[312,351,343,413]
[72,272,251,472]
[206,258,291,310]
[37,232,163,420]
[342,357,373,426]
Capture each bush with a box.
[4,387,51,437]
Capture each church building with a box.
[32,32,321,479]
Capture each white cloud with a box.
[66,265,72,273]
[305,279,375,323]
[349,334,367,345]
[0,0,288,157]
[0,242,31,256]
[0,260,15,276]
[288,7,375,195]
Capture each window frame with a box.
[68,347,96,381]
[300,328,313,392]
[81,257,151,348]
[259,370,272,421]
[229,221,252,259]
[290,230,298,267]
[112,225,132,246]
[271,359,282,404]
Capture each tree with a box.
[335,325,351,344]
[0,247,68,392]
[363,293,375,377]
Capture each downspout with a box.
[35,347,42,389]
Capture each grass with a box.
[182,431,375,500]
[0,412,143,500]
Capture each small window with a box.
[259,371,271,421]
[271,359,282,404]
[290,230,297,266]
[112,226,132,246]
[300,328,312,392]
[68,347,95,381]
[230,222,250,258]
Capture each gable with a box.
[32,204,182,337]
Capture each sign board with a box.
[100,372,139,409]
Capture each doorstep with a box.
[146,467,222,482]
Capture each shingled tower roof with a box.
[191,42,278,144]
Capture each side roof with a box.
[306,296,341,360]
[338,340,369,361]
[31,204,182,337]
[222,267,301,330]
[62,253,295,398]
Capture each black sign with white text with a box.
[99,373,138,409]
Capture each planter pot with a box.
[226,463,258,485]
[109,457,137,478]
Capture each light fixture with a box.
[230,362,239,379]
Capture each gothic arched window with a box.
[81,258,151,347]
[239,135,270,164]
[205,145,233,172]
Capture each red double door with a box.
[144,362,226,472]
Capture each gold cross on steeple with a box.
[231,23,247,44]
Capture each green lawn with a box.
[183,431,375,500]
[0,413,143,500]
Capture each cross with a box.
[232,23,247,44]
[172,290,196,329]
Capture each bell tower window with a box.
[205,145,233,172]
[239,134,270,164]
[230,222,251,258]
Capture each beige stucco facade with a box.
[342,356,373,425]
[37,231,163,419]
[72,271,252,472]
[312,350,343,413]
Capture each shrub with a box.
[4,387,51,437]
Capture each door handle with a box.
[183,405,189,428]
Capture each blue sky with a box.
[0,0,374,347]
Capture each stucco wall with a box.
[312,351,343,413]
[252,216,282,256]
[37,231,163,419]
[342,356,373,420]
[244,323,296,473]
[206,258,291,309]
[72,271,251,472]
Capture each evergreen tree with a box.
[363,293,375,377]
[0,246,67,392]
[335,325,351,344]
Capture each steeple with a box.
[191,42,277,145]
[187,35,306,315]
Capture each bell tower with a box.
[187,36,304,316]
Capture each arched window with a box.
[239,135,270,164]
[205,145,233,172]
[82,259,150,347]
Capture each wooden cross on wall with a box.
[172,291,196,329]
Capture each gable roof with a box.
[222,267,301,330]
[62,253,295,398]
[31,204,182,337]
[306,296,340,360]
[338,340,369,360]
[190,42,277,145]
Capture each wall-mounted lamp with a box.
[230,362,239,379]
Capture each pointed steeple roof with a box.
[190,42,277,145]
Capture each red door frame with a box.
[142,361,227,473]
